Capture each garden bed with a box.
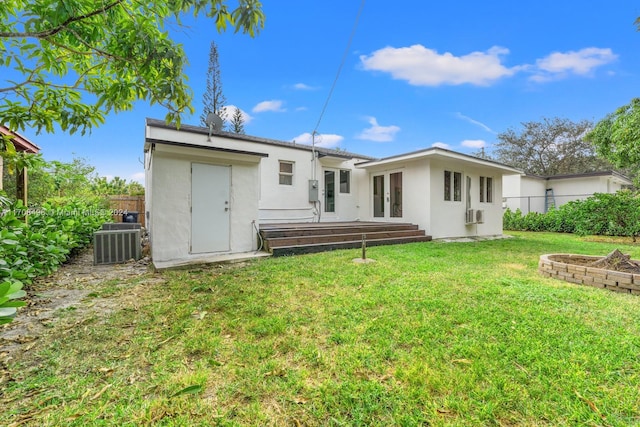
[539,253,640,295]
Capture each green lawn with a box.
[3,232,640,426]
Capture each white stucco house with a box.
[503,171,632,214]
[144,118,522,264]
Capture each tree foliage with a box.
[586,98,640,171]
[200,40,227,128]
[583,19,640,175]
[493,117,612,175]
[3,155,144,204]
[0,0,264,135]
[91,176,144,196]
[229,106,245,134]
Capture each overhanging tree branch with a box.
[0,0,126,39]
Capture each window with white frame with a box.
[444,170,462,201]
[480,176,493,203]
[339,170,350,193]
[279,161,294,185]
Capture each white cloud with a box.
[222,105,253,124]
[356,117,400,142]
[293,83,317,90]
[360,44,616,86]
[461,139,486,149]
[455,112,494,133]
[432,142,450,149]
[130,172,145,184]
[252,100,286,113]
[292,132,344,149]
[531,47,617,82]
[360,45,518,86]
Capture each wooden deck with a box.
[259,221,432,256]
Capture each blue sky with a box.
[14,0,640,183]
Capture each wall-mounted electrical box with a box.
[308,180,319,202]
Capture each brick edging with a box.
[539,254,640,295]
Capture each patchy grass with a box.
[2,232,640,426]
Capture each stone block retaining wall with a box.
[539,254,640,295]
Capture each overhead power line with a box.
[312,0,366,135]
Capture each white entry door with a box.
[323,169,337,218]
[191,163,230,253]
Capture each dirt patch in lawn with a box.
[0,247,164,378]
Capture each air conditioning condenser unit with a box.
[94,229,141,265]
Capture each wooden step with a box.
[265,229,426,250]
[260,222,418,238]
[270,235,433,257]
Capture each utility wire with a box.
[312,0,366,135]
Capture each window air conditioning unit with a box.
[93,229,141,265]
[465,209,475,224]
[476,209,485,224]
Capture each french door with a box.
[372,171,403,219]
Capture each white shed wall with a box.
[147,145,260,263]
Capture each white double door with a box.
[372,171,403,219]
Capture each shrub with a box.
[503,190,640,240]
[572,191,640,241]
[0,197,111,323]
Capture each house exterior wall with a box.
[318,157,369,222]
[358,158,431,228]
[503,175,546,213]
[356,156,508,238]
[147,144,260,263]
[146,123,521,258]
[428,160,505,239]
[548,176,618,207]
[145,125,368,224]
[503,173,630,214]
[257,149,367,223]
[256,143,317,222]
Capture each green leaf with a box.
[8,290,26,300]
[1,300,26,308]
[0,281,10,297]
[170,385,203,398]
[0,307,17,317]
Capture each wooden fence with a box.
[108,195,145,227]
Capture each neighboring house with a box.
[503,171,633,214]
[144,118,521,264]
[0,124,41,200]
